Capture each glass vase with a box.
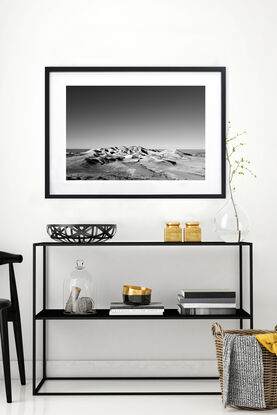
[215,196,249,242]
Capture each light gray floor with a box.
[0,380,276,414]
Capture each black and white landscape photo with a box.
[66,86,205,181]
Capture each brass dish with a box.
[123,285,152,305]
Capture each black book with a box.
[110,302,164,310]
[180,290,235,299]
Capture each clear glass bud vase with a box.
[63,259,96,314]
[215,196,249,242]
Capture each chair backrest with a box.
[0,251,23,315]
[0,252,23,266]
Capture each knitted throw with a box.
[223,333,266,408]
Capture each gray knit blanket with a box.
[223,333,266,408]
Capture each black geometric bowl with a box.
[47,224,117,243]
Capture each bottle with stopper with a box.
[63,259,96,314]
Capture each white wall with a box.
[0,0,277,377]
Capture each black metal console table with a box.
[33,241,253,396]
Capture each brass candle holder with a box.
[123,285,152,305]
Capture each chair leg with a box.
[8,263,26,386]
[0,310,12,403]
[12,318,26,385]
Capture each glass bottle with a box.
[63,259,96,314]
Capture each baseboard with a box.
[0,360,218,379]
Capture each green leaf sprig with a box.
[226,121,256,192]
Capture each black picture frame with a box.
[45,66,226,199]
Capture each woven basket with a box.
[212,322,277,410]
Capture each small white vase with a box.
[215,196,249,242]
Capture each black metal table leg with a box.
[239,244,243,329]
[250,244,253,329]
[32,244,36,395]
[43,246,47,379]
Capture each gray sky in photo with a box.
[66,86,205,149]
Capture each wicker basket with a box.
[212,322,277,410]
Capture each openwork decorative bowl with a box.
[47,224,117,243]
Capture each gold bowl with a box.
[123,285,152,305]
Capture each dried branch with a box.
[225,122,256,241]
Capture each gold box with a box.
[164,222,182,242]
[183,222,201,242]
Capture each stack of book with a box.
[177,289,236,315]
[109,302,164,316]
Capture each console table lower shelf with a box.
[33,308,252,396]
[34,378,221,396]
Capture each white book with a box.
[109,309,164,316]
[178,302,236,308]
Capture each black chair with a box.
[0,251,25,403]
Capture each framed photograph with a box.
[45,67,226,198]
